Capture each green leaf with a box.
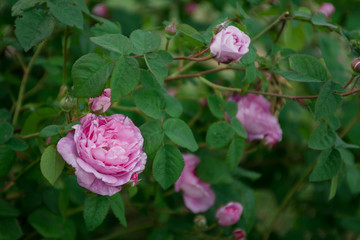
[108,193,127,227]
[346,166,360,194]
[72,53,114,98]
[224,100,238,118]
[197,157,232,184]
[153,144,184,190]
[245,63,257,83]
[140,70,162,89]
[230,118,248,138]
[0,122,14,144]
[110,56,140,101]
[91,19,122,36]
[133,88,165,119]
[12,0,44,16]
[328,174,338,200]
[130,30,161,55]
[164,94,183,118]
[274,70,323,82]
[84,195,110,230]
[40,145,65,185]
[0,218,23,240]
[90,34,133,55]
[15,8,55,51]
[233,168,261,181]
[28,208,64,238]
[206,121,234,149]
[163,118,198,152]
[71,0,89,14]
[241,44,257,65]
[207,95,225,118]
[289,55,328,82]
[308,122,336,150]
[39,125,61,138]
[0,146,15,177]
[315,81,342,120]
[311,13,338,29]
[5,137,29,152]
[310,149,342,182]
[177,24,206,43]
[157,50,173,63]
[0,198,20,217]
[145,52,168,85]
[21,108,57,135]
[140,120,163,155]
[48,0,83,29]
[226,136,245,169]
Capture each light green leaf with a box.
[133,88,165,119]
[328,175,338,200]
[308,122,336,150]
[177,24,206,43]
[310,149,342,182]
[83,195,110,230]
[130,29,161,55]
[207,95,225,118]
[163,118,198,152]
[41,145,65,185]
[206,121,234,149]
[108,193,127,227]
[164,94,183,118]
[39,125,61,138]
[230,118,248,138]
[90,34,133,55]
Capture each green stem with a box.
[63,27,70,87]
[252,11,289,42]
[263,159,318,240]
[19,132,40,139]
[12,40,47,125]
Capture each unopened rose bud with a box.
[318,3,335,19]
[165,19,177,38]
[92,3,108,18]
[351,58,360,73]
[60,95,74,112]
[233,228,246,240]
[5,46,16,58]
[194,215,207,230]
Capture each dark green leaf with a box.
[83,195,110,230]
[21,108,57,135]
[164,94,183,118]
[140,120,163,155]
[0,218,23,240]
[130,30,161,54]
[163,118,198,152]
[310,149,342,182]
[315,81,342,120]
[245,63,257,83]
[177,24,206,43]
[40,145,65,185]
[206,121,234,149]
[197,157,232,184]
[110,56,139,101]
[140,70,162,89]
[145,52,168,85]
[224,100,238,118]
[0,198,20,217]
[233,168,261,181]
[39,125,61,138]
[48,0,83,29]
[12,0,44,16]
[329,175,338,200]
[133,88,165,119]
[108,193,127,227]
[289,55,328,82]
[226,136,245,169]
[90,34,133,55]
[207,95,225,118]
[311,13,338,29]
[91,19,122,36]
[15,8,54,51]
[0,122,14,144]
[72,53,114,98]
[157,50,173,63]
[153,144,184,190]
[241,44,257,65]
[275,70,323,82]
[28,208,64,238]
[0,146,15,177]
[230,118,248,138]
[5,137,28,151]
[308,122,336,150]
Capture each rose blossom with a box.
[215,202,243,226]
[210,26,250,63]
[88,88,111,114]
[175,154,215,213]
[233,228,246,240]
[318,3,335,19]
[229,94,282,147]
[92,3,108,18]
[57,113,147,196]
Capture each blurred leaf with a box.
[231,118,248,138]
[108,193,127,227]
[335,135,360,149]
[310,149,342,182]
[245,63,257,83]
[0,199,20,217]
[328,115,341,130]
[91,19,122,36]
[153,144,184,190]
[130,30,161,55]
[283,20,307,51]
[308,122,336,150]
[346,166,360,194]
[133,88,165,119]
[197,157,232,184]
[0,146,15,177]
[0,109,11,122]
[177,24,206,43]
[164,94,183,118]
[233,168,261,181]
[48,0,83,29]
[315,81,342,120]
[275,71,322,82]
[0,218,23,240]
[90,34,133,55]
[140,120,163,155]
[28,208,64,238]
[83,195,110,230]
[15,8,54,51]
[0,122,14,144]
[311,13,338,29]
[40,145,65,185]
[21,108,57,135]
[328,174,338,200]
[5,137,28,151]
[12,0,44,16]
[39,125,61,138]
[72,53,114,98]
[241,44,257,65]
[207,95,225,118]
[71,0,89,14]
[145,52,168,85]
[226,136,245,169]
[289,55,328,82]
[339,217,360,233]
[206,121,234,149]
[224,100,238,118]
[163,118,198,152]
[110,56,139,101]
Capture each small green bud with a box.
[194,215,207,230]
[60,95,74,112]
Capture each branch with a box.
[253,11,290,42]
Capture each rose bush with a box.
[57,113,146,196]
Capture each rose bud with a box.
[185,2,197,14]
[88,88,111,114]
[194,215,207,230]
[210,26,251,63]
[215,202,243,226]
[351,57,360,73]
[165,19,177,39]
[60,95,74,113]
[175,154,215,213]
[57,113,147,196]
[92,3,108,18]
[228,94,282,148]
[233,228,246,240]
[318,3,335,19]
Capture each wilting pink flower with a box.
[216,202,243,226]
[233,228,246,240]
[318,3,335,19]
[185,2,197,14]
[92,3,108,18]
[175,154,215,213]
[210,26,250,63]
[57,113,147,196]
[89,88,111,114]
[229,94,282,147]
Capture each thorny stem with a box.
[350,76,359,91]
[13,40,47,125]
[343,75,355,89]
[173,54,213,61]
[253,11,290,42]
[165,38,170,51]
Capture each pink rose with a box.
[185,2,197,14]
[318,3,335,19]
[229,94,282,147]
[210,26,250,63]
[215,202,243,226]
[233,228,246,240]
[92,3,108,18]
[175,154,215,213]
[88,88,111,114]
[57,113,147,196]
